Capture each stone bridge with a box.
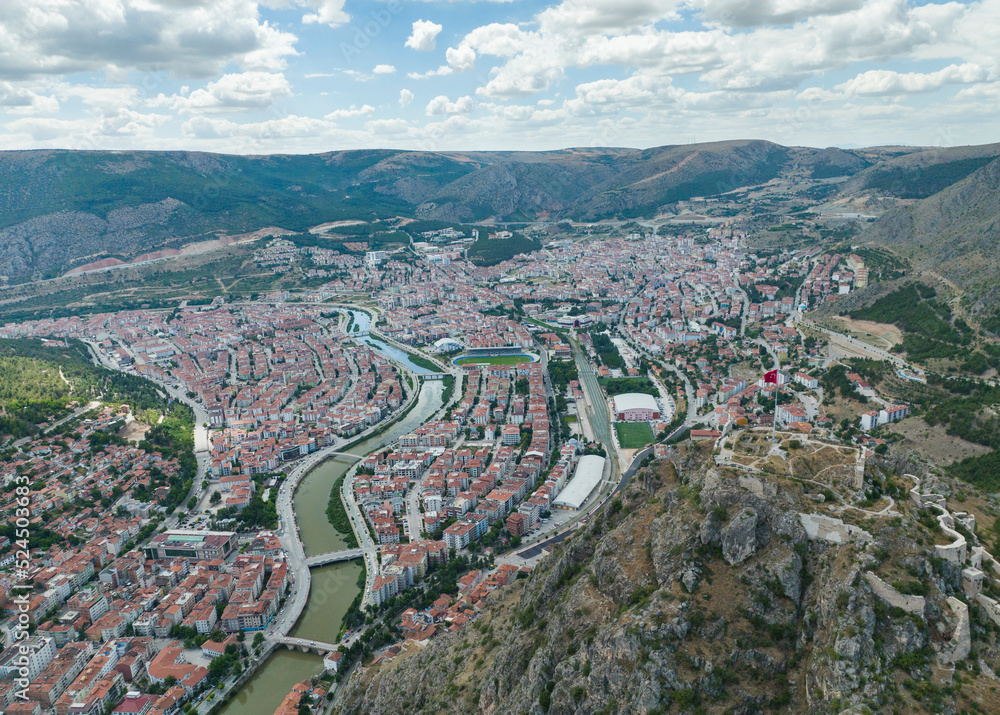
[304,548,364,567]
[273,635,340,654]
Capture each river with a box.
[293,379,446,557]
[220,343,445,715]
[348,308,435,375]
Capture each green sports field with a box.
[615,421,655,448]
[454,355,531,366]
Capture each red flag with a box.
[764,369,779,384]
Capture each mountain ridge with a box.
[1,140,999,287]
[856,155,1000,313]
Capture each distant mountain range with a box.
[1,140,999,287]
[855,151,1000,313]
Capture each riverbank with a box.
[216,305,463,715]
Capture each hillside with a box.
[4,141,1000,292]
[336,444,1000,715]
[856,156,1000,313]
[0,141,791,283]
[0,337,178,438]
[842,143,1000,199]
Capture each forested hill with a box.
[0,141,788,283]
[0,337,174,438]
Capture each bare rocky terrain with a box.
[337,444,1000,715]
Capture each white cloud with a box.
[154,72,292,114]
[342,70,373,82]
[0,0,995,152]
[324,104,375,120]
[691,0,865,28]
[836,63,988,96]
[460,23,533,57]
[700,0,967,91]
[261,0,348,27]
[55,85,140,111]
[0,83,59,115]
[6,109,169,142]
[425,95,474,115]
[405,20,444,51]
[537,0,680,33]
[302,0,349,26]
[365,118,411,134]
[476,54,566,98]
[408,66,454,80]
[467,0,972,101]
[0,0,299,80]
[566,74,683,113]
[182,114,328,141]
[445,46,477,73]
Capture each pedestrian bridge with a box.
[274,635,340,654]
[304,548,364,567]
[421,372,447,380]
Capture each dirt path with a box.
[632,151,700,187]
[829,316,902,348]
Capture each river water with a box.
[220,346,445,715]
[348,308,435,375]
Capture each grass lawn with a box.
[615,421,655,449]
[407,353,440,371]
[455,355,531,366]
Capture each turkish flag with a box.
[764,369,779,384]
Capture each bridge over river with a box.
[303,548,364,567]
[272,635,340,654]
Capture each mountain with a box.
[0,141,791,283]
[856,155,1000,312]
[843,142,1000,199]
[2,140,999,287]
[336,445,989,715]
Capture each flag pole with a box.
[772,377,778,443]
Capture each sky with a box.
[0,0,997,154]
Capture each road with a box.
[796,316,921,376]
[504,445,653,566]
[664,363,697,426]
[42,399,102,435]
[570,337,612,448]
[83,339,211,529]
[495,331,635,569]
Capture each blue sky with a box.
[0,0,996,153]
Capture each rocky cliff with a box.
[336,444,1000,714]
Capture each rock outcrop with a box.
[336,445,1000,714]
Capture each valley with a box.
[2,142,1000,715]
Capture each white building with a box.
[0,636,56,682]
[613,393,661,422]
[794,372,818,389]
[860,404,909,431]
[553,456,605,510]
[365,250,388,266]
